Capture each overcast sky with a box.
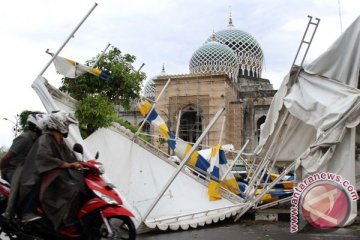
[0,0,359,147]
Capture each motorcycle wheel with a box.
[99,216,136,240]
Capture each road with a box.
[137,219,360,240]
[1,218,359,239]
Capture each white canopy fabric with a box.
[85,126,245,231]
[32,75,246,231]
[255,15,360,226]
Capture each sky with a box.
[0,0,359,147]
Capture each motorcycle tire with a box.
[98,216,136,240]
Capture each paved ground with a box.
[137,218,360,240]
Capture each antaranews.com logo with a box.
[290,172,359,233]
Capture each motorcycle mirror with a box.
[73,143,84,154]
[95,152,99,160]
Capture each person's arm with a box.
[60,161,83,170]
[0,151,15,171]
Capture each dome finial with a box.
[228,6,234,27]
[161,63,166,73]
[210,29,217,42]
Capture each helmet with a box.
[46,111,78,136]
[27,112,48,134]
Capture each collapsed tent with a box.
[85,126,245,230]
[255,15,360,226]
[32,74,248,231]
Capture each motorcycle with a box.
[0,143,136,240]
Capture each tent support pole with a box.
[143,107,225,221]
[38,3,98,77]
[92,43,111,67]
[221,139,249,181]
[234,160,296,222]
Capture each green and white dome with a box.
[206,16,264,78]
[189,39,239,81]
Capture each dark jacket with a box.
[18,132,85,230]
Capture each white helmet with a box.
[27,112,48,134]
[46,111,78,136]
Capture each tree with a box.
[75,94,118,137]
[60,47,146,138]
[60,47,146,110]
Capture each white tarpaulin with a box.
[255,15,360,226]
[85,126,245,231]
[31,75,246,231]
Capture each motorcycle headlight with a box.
[93,190,118,205]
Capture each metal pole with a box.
[175,109,182,138]
[38,3,98,76]
[221,139,249,181]
[234,160,296,222]
[218,116,226,145]
[143,107,225,220]
[92,42,111,67]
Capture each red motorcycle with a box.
[0,143,136,240]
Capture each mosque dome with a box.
[143,65,167,99]
[206,16,264,78]
[189,39,239,81]
[143,77,155,99]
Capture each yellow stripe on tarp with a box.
[222,178,241,194]
[183,143,192,159]
[159,123,170,140]
[210,144,221,157]
[90,67,101,76]
[281,181,294,189]
[188,151,199,167]
[65,58,76,66]
[270,173,278,181]
[256,189,280,204]
[208,180,222,201]
[139,100,152,116]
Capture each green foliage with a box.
[60,47,146,110]
[19,111,31,132]
[58,46,147,138]
[18,110,43,133]
[113,118,139,133]
[75,95,149,140]
[75,95,118,138]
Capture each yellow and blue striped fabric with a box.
[138,100,241,200]
[53,55,110,80]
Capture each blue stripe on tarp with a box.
[167,138,176,150]
[147,109,158,122]
[287,176,295,181]
[210,166,219,179]
[269,190,293,197]
[237,182,248,192]
[100,71,110,79]
[219,150,227,164]
[195,155,210,171]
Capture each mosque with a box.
[140,14,277,153]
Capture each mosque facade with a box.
[142,15,276,153]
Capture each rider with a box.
[17,111,85,236]
[0,112,47,183]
